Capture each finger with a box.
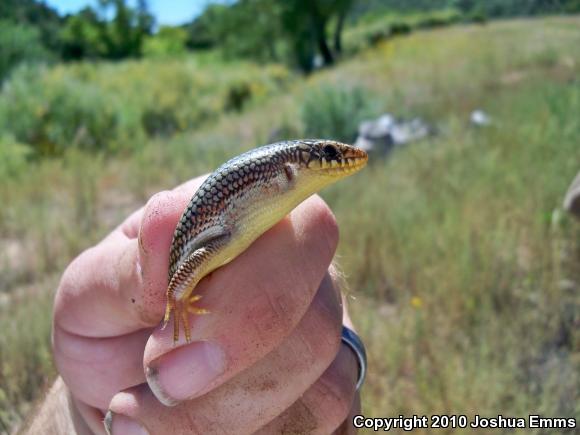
[143,194,339,404]
[333,394,361,435]
[107,275,343,434]
[53,325,151,409]
[54,178,206,337]
[255,345,359,435]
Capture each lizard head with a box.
[270,139,368,196]
[294,139,368,176]
[297,139,368,178]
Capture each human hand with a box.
[53,176,361,434]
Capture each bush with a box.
[389,21,412,36]
[0,65,134,155]
[0,135,32,179]
[346,9,463,54]
[467,10,488,24]
[143,26,188,58]
[0,60,293,156]
[416,9,462,29]
[301,85,378,143]
[0,20,51,82]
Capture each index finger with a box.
[54,177,206,337]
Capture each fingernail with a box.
[146,341,226,406]
[104,411,149,435]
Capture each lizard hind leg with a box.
[168,299,193,343]
[161,295,192,342]
[172,295,208,343]
[166,231,231,343]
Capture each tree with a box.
[333,0,352,54]
[0,0,62,53]
[186,4,228,50]
[187,1,283,62]
[188,0,355,73]
[60,7,105,60]
[279,0,355,71]
[97,0,154,59]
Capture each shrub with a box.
[301,85,378,143]
[416,10,462,29]
[0,60,293,156]
[0,20,51,82]
[0,65,135,155]
[225,82,253,112]
[143,26,188,58]
[468,10,488,24]
[0,135,32,179]
[389,22,412,36]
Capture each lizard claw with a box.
[187,294,210,315]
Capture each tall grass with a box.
[338,82,580,429]
[1,16,580,434]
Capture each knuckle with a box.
[287,368,354,435]
[293,321,340,372]
[312,375,354,427]
[307,348,358,429]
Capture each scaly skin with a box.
[164,139,368,343]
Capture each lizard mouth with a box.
[310,147,368,174]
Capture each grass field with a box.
[1,16,580,434]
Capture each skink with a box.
[164,139,368,343]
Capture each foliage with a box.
[190,1,284,63]
[4,0,580,74]
[59,0,154,61]
[278,0,355,71]
[143,26,188,57]
[0,20,51,82]
[0,60,293,156]
[185,4,229,50]
[301,86,377,143]
[344,8,464,53]
[98,0,154,59]
[60,7,107,60]
[187,0,355,72]
[453,0,580,16]
[0,0,62,53]
[352,0,580,17]
[0,64,127,155]
[0,135,32,180]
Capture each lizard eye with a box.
[323,144,338,159]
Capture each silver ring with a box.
[341,326,367,390]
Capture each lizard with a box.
[163,139,368,343]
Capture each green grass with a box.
[2,16,580,434]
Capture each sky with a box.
[45,0,210,26]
